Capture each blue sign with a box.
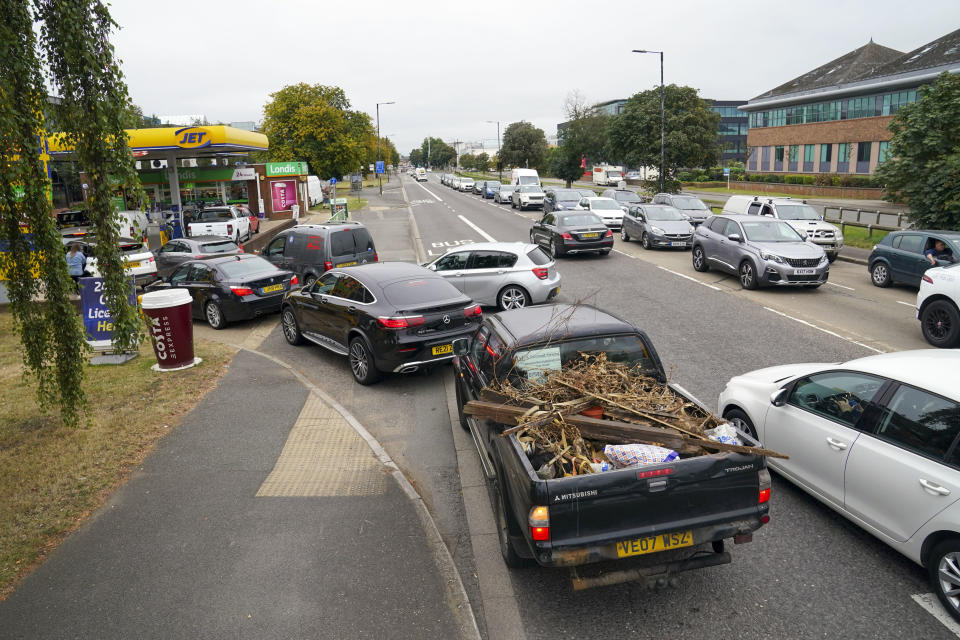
[375,161,385,175]
[723,168,731,176]
[79,277,136,344]
[329,177,337,185]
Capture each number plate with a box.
[616,530,693,558]
[338,261,358,267]
[261,283,283,293]
[125,261,141,269]
[669,242,686,247]
[580,232,600,239]
[794,268,816,275]
[432,344,453,356]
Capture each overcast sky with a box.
[108,0,959,156]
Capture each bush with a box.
[694,174,712,182]
[677,171,697,182]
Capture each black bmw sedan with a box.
[529,211,613,258]
[280,262,483,384]
[146,254,296,329]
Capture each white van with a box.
[306,175,323,206]
[721,195,843,261]
[510,168,540,187]
[117,210,149,243]
[592,165,624,186]
[415,167,427,182]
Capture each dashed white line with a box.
[912,593,960,638]
[612,249,635,259]
[457,215,497,242]
[413,181,443,202]
[656,265,722,291]
[897,301,915,307]
[827,281,856,291]
[762,307,885,354]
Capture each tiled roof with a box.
[869,27,960,77]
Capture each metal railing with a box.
[822,206,909,237]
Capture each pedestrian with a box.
[66,243,85,292]
[925,240,955,266]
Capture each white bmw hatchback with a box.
[718,350,960,620]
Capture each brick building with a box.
[742,28,960,176]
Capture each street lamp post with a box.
[485,120,501,180]
[632,49,665,193]
[376,101,395,195]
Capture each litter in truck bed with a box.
[462,353,787,478]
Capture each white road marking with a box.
[763,307,885,353]
[457,215,497,242]
[413,181,443,202]
[827,281,856,291]
[898,301,916,307]
[912,593,960,638]
[612,249,635,259]
[656,265,723,291]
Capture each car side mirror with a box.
[770,388,788,407]
[727,233,742,242]
[427,263,437,271]
[452,337,470,356]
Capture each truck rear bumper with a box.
[570,550,731,591]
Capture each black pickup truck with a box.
[452,303,771,589]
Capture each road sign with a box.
[723,168,731,176]
[368,164,374,172]
[375,161,385,175]
[329,177,337,185]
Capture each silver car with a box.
[692,214,829,289]
[458,178,475,192]
[621,204,694,250]
[423,242,561,310]
[495,184,517,204]
[653,193,712,225]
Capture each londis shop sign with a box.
[174,126,212,149]
[265,162,307,177]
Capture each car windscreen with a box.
[559,214,603,227]
[671,196,708,211]
[487,183,501,189]
[517,176,539,185]
[507,335,658,384]
[519,186,543,193]
[647,206,686,221]
[500,185,516,192]
[554,189,581,202]
[589,199,620,210]
[199,240,239,253]
[615,192,643,203]
[382,277,460,305]
[741,220,804,242]
[461,179,474,184]
[217,257,278,279]
[774,204,821,220]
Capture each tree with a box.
[1,0,144,425]
[876,73,960,229]
[500,121,548,169]
[607,84,720,192]
[416,137,456,169]
[409,148,424,167]
[262,83,373,180]
[475,152,490,172]
[552,92,610,186]
[460,154,476,171]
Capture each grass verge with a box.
[0,313,236,600]
[842,225,889,249]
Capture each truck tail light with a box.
[377,315,425,329]
[463,303,482,317]
[759,488,771,504]
[529,505,550,541]
[227,223,234,235]
[323,261,333,272]
[231,286,254,296]
[532,267,548,280]
[758,468,771,504]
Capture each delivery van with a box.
[510,168,540,187]
[592,165,624,186]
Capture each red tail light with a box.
[463,303,483,317]
[231,286,254,296]
[323,261,333,272]
[605,229,613,237]
[236,246,244,253]
[759,488,771,504]
[129,225,135,237]
[290,275,298,286]
[529,506,550,542]
[227,223,233,235]
[561,233,573,240]
[922,274,934,284]
[532,267,548,280]
[373,252,379,262]
[377,315,425,329]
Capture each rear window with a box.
[382,277,460,305]
[526,247,551,265]
[330,230,355,256]
[559,214,603,226]
[508,335,658,384]
[353,227,375,252]
[200,240,239,254]
[217,257,278,278]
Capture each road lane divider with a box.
[762,307,885,354]
[897,301,915,307]
[413,181,443,202]
[827,281,856,291]
[912,594,960,638]
[457,215,496,242]
[656,265,722,291]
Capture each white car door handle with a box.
[826,437,848,450]
[920,479,951,496]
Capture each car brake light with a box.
[529,506,550,541]
[290,275,298,286]
[377,315,425,329]
[463,303,482,317]
[759,488,771,504]
[323,261,333,271]
[144,256,155,264]
[227,223,233,235]
[605,229,613,238]
[561,233,573,240]
[129,225,135,237]
[532,267,549,280]
[922,274,934,284]
[636,467,674,479]
[231,286,254,296]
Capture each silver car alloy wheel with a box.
[206,302,222,328]
[939,552,960,614]
[500,287,527,310]
[693,247,704,269]
[282,310,298,342]
[872,263,889,285]
[740,262,755,287]
[350,341,369,380]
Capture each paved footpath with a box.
[0,348,478,639]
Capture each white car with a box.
[63,236,158,286]
[458,178,475,192]
[718,350,960,621]
[578,196,624,229]
[917,263,960,348]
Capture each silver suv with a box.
[691,214,829,289]
[653,193,711,225]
